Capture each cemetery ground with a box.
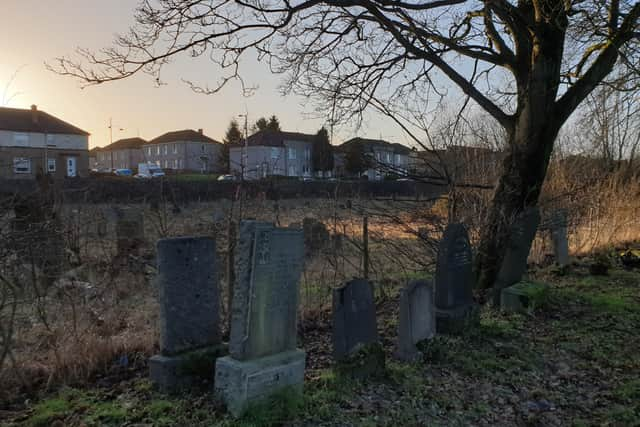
[3,257,639,426]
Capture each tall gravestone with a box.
[215,221,306,417]
[550,209,569,267]
[149,236,225,393]
[494,207,541,303]
[396,280,436,361]
[332,278,385,377]
[434,223,478,334]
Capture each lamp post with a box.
[238,113,248,180]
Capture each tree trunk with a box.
[474,26,565,302]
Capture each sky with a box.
[0,0,408,149]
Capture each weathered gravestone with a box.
[332,278,385,377]
[550,209,569,267]
[114,207,145,258]
[215,221,306,417]
[500,281,549,314]
[494,207,541,303]
[434,223,478,334]
[149,236,225,393]
[396,280,436,361]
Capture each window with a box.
[271,147,279,159]
[47,158,56,173]
[147,147,152,156]
[304,148,311,161]
[173,143,178,154]
[13,158,31,174]
[174,159,179,169]
[288,147,296,160]
[375,152,382,161]
[155,160,161,167]
[156,146,160,155]
[386,152,391,163]
[13,133,29,146]
[164,160,169,168]
[201,144,205,153]
[46,134,55,146]
[163,145,168,155]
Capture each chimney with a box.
[31,105,38,124]
[198,128,203,134]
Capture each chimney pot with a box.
[31,105,38,124]
[198,128,203,134]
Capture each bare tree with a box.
[50,0,640,299]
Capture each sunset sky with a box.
[1,1,404,149]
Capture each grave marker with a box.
[149,236,225,392]
[215,221,306,416]
[396,280,436,361]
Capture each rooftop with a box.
[147,129,221,145]
[96,137,147,151]
[0,105,89,136]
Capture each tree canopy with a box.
[51,0,640,298]
[312,127,334,173]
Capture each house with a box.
[94,137,146,171]
[228,130,316,179]
[0,105,89,179]
[336,137,410,180]
[142,129,223,173]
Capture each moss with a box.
[238,386,303,427]
[334,342,386,379]
[27,398,73,427]
[83,401,128,426]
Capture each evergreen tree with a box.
[344,141,369,176]
[220,119,243,172]
[312,127,334,174]
[267,115,281,131]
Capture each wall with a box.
[143,141,223,173]
[230,146,286,180]
[0,146,89,179]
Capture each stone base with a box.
[215,349,305,417]
[335,342,386,379]
[500,282,549,314]
[149,345,227,393]
[435,304,479,335]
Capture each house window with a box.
[13,158,31,174]
[375,152,382,161]
[304,148,311,161]
[201,144,205,153]
[163,145,168,155]
[173,144,178,154]
[156,146,160,155]
[174,159,178,169]
[288,148,296,160]
[147,147,152,156]
[13,133,29,146]
[386,152,391,163]
[47,158,56,173]
[395,154,401,165]
[46,134,55,146]
[271,148,279,159]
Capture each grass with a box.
[10,264,640,426]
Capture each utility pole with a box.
[238,113,248,180]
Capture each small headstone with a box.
[500,282,549,314]
[434,223,478,334]
[332,278,384,377]
[215,221,306,416]
[149,236,225,393]
[396,280,435,361]
[494,207,541,297]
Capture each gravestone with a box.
[114,207,145,258]
[215,221,306,416]
[332,278,384,377]
[149,236,225,393]
[494,207,541,302]
[434,223,478,334]
[500,281,549,314]
[396,280,436,361]
[550,209,569,267]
